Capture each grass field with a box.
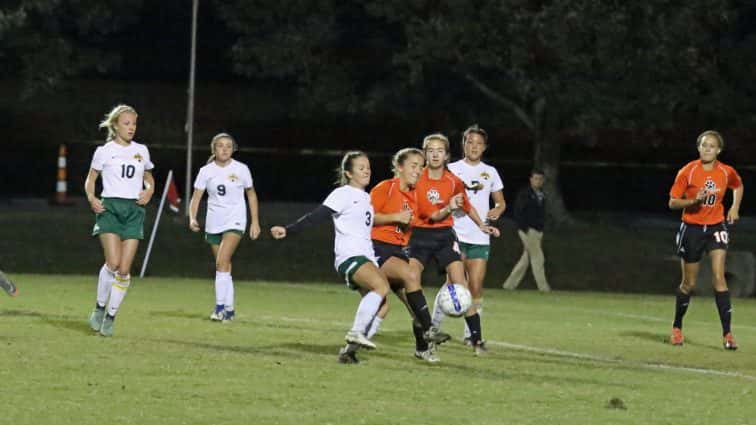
[2,274,755,425]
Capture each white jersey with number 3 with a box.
[323,185,377,270]
[448,159,503,245]
[91,141,154,199]
[194,159,253,234]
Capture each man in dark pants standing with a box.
[502,169,551,292]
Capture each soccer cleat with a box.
[462,337,473,347]
[670,327,684,346]
[209,305,225,321]
[337,344,360,364]
[222,309,235,323]
[473,340,488,356]
[0,270,18,297]
[99,315,115,337]
[345,331,376,350]
[88,306,106,331]
[423,327,452,345]
[723,332,738,350]
[414,349,440,363]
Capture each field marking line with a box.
[260,314,756,382]
[486,340,756,382]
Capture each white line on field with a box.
[260,314,756,382]
[557,307,756,332]
[486,340,756,381]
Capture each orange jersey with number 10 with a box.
[414,168,472,228]
[370,178,416,246]
[669,159,742,225]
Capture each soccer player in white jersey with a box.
[84,105,155,337]
[270,151,390,363]
[189,133,261,322]
[445,125,505,345]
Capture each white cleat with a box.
[414,349,440,363]
[345,331,376,350]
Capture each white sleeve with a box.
[90,147,105,171]
[242,165,254,189]
[323,187,348,213]
[193,167,208,190]
[491,167,504,192]
[143,147,155,171]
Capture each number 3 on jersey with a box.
[365,211,372,226]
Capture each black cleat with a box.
[0,270,18,297]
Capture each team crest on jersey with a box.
[228,173,239,182]
[704,178,717,191]
[426,188,441,204]
[480,171,490,180]
[133,153,143,162]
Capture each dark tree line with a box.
[3,0,756,223]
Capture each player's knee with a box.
[106,262,119,273]
[712,274,728,290]
[215,259,231,272]
[680,279,696,293]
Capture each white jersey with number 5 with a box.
[448,159,503,245]
[194,159,253,234]
[323,185,377,270]
[91,141,154,199]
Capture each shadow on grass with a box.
[620,330,721,351]
[0,309,95,335]
[151,310,202,320]
[152,338,303,360]
[40,316,93,336]
[0,309,42,317]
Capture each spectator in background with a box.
[502,169,551,292]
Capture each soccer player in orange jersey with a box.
[367,147,451,362]
[410,133,499,355]
[668,130,744,350]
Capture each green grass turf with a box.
[2,274,755,425]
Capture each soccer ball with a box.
[437,283,472,317]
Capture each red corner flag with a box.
[167,177,181,213]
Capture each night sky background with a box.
[2,0,756,215]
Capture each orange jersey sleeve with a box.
[669,160,742,225]
[414,169,471,228]
[370,178,415,245]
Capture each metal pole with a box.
[140,170,173,278]
[185,0,199,215]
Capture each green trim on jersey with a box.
[92,197,146,240]
[336,256,372,290]
[204,229,244,245]
[459,241,490,260]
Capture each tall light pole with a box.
[185,0,199,214]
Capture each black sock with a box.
[714,290,732,335]
[673,289,691,329]
[464,313,482,344]
[406,290,432,331]
[412,320,428,351]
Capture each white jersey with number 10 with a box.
[90,141,154,199]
